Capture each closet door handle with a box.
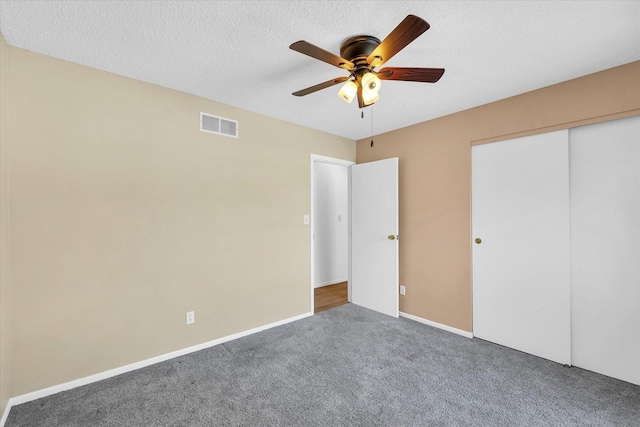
[475,238,482,244]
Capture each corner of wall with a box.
[0,31,12,419]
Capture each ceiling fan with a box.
[289,15,445,108]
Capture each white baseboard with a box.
[0,403,9,427]
[313,278,347,288]
[0,311,312,427]
[399,311,474,339]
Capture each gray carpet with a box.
[6,304,640,426]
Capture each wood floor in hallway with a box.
[314,282,348,313]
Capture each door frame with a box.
[310,154,355,314]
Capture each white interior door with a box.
[351,158,399,318]
[570,116,640,385]
[472,130,571,365]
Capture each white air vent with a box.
[200,112,238,138]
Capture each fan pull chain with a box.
[370,107,374,147]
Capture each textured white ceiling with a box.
[1,1,639,140]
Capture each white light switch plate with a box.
[400,285,406,296]
[304,215,310,225]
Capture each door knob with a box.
[475,238,482,244]
[388,235,396,240]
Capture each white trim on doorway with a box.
[310,155,355,314]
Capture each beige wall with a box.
[1,33,11,416]
[5,46,355,396]
[357,61,640,332]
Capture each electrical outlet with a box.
[186,311,195,325]
[400,285,406,296]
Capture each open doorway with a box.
[310,155,354,313]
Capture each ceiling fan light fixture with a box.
[338,80,358,103]
[362,91,380,106]
[289,15,443,109]
[361,72,381,93]
[361,72,381,106]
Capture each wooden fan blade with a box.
[378,67,445,83]
[290,41,355,70]
[292,77,349,97]
[367,15,430,67]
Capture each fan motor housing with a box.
[340,35,381,67]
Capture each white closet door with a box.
[472,130,571,365]
[570,116,640,385]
